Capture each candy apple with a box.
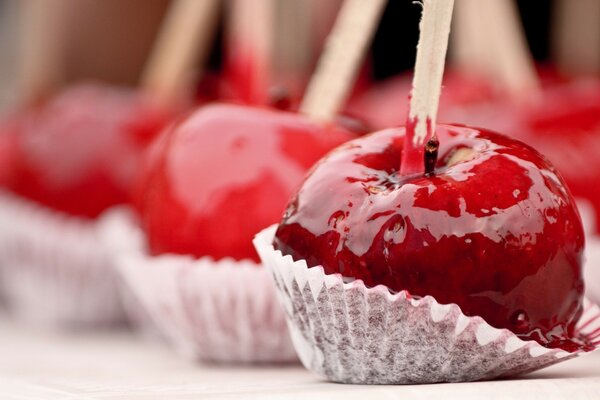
[511,82,600,230]
[0,118,19,187]
[135,103,356,262]
[346,72,496,130]
[441,80,600,231]
[7,84,172,218]
[274,123,589,351]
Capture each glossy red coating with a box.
[274,124,589,351]
[0,117,19,187]
[517,82,600,231]
[136,103,354,262]
[7,84,172,218]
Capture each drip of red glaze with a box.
[400,115,433,176]
[224,46,270,106]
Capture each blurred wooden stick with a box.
[141,0,221,107]
[451,0,489,75]
[273,1,312,85]
[553,0,600,76]
[19,0,70,104]
[451,0,539,98]
[226,0,275,104]
[300,0,386,121]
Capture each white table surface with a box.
[1,316,599,400]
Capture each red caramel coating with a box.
[7,84,171,218]
[274,124,588,350]
[518,83,600,231]
[136,103,354,262]
[0,117,19,187]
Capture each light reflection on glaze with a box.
[137,104,353,262]
[274,124,587,351]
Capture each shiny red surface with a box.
[274,124,589,351]
[442,80,600,230]
[0,117,19,187]
[516,82,600,231]
[223,45,270,106]
[7,84,172,218]
[136,103,354,261]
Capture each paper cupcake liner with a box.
[584,235,600,306]
[0,190,126,328]
[102,210,297,363]
[254,225,600,384]
[97,208,163,340]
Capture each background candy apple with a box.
[274,123,588,351]
[0,117,19,187]
[135,103,355,261]
[7,84,172,218]
[346,71,496,130]
[510,82,600,231]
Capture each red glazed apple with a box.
[135,103,355,262]
[442,80,600,231]
[0,118,19,187]
[7,84,172,218]
[511,82,600,231]
[274,123,589,351]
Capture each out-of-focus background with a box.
[0,0,583,110]
[1,1,600,398]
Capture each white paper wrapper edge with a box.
[0,190,126,328]
[101,209,297,363]
[254,224,600,384]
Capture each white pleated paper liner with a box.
[254,225,600,384]
[584,235,600,306]
[97,208,163,340]
[0,190,126,328]
[101,210,297,363]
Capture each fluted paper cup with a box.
[584,235,600,306]
[103,211,297,363]
[0,190,126,328]
[97,208,163,339]
[254,224,600,384]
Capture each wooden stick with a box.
[478,0,539,97]
[451,0,539,99]
[400,0,454,176]
[299,0,386,122]
[18,0,70,104]
[553,0,600,76]
[273,1,312,83]
[451,0,490,76]
[226,0,275,105]
[141,0,221,107]
[309,0,344,62]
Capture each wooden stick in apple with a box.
[273,1,311,88]
[19,0,70,104]
[480,0,539,97]
[451,0,490,77]
[400,0,454,176]
[553,0,600,76]
[140,0,221,108]
[226,0,275,105]
[453,0,539,99]
[299,0,387,122]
